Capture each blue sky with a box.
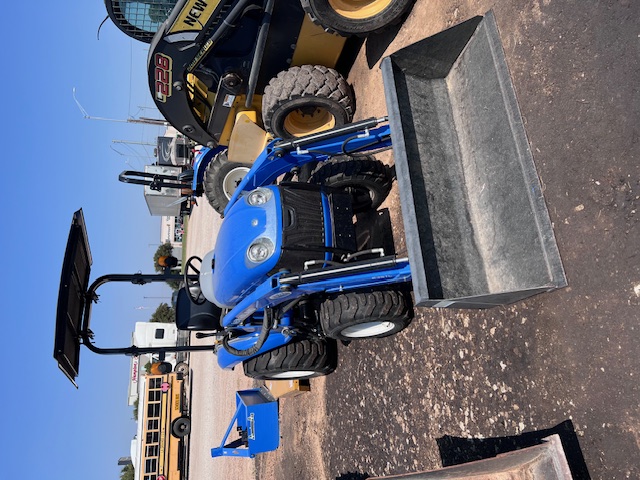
[0,2,174,478]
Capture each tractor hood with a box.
[208,186,283,308]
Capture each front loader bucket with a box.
[381,11,566,308]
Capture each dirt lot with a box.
[251,1,640,479]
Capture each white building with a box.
[127,322,178,406]
[160,215,184,252]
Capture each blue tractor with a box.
[182,117,415,379]
[54,13,568,461]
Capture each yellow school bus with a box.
[138,372,190,480]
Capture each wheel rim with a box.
[269,370,317,379]
[341,321,396,338]
[222,166,250,199]
[283,107,336,137]
[328,0,393,19]
[343,183,375,210]
[177,363,188,374]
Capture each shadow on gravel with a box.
[365,24,403,68]
[355,208,395,254]
[437,420,591,480]
[335,473,370,480]
[364,1,419,68]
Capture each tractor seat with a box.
[175,287,223,331]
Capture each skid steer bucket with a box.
[381,11,566,308]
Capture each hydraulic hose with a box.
[222,308,275,357]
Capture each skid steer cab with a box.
[147,0,415,209]
[149,0,415,147]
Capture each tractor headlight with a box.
[246,188,272,206]
[247,238,275,263]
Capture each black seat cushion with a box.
[175,288,223,331]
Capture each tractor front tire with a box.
[310,155,393,212]
[243,337,338,380]
[301,0,415,36]
[320,288,413,341]
[202,150,251,215]
[262,65,354,139]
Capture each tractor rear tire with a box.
[301,0,414,36]
[243,337,338,380]
[320,288,413,341]
[262,65,354,139]
[309,155,393,212]
[202,150,251,214]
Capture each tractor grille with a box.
[273,186,356,274]
[277,187,326,272]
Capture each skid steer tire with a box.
[262,65,354,139]
[310,155,393,212]
[300,0,414,37]
[202,150,251,215]
[243,337,338,380]
[320,288,413,341]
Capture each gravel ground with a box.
[185,1,640,478]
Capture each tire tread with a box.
[243,337,338,380]
[320,288,413,340]
[262,65,354,137]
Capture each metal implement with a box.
[210,388,280,458]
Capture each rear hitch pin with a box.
[295,146,309,155]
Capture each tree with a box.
[120,464,134,480]
[153,242,182,290]
[132,398,139,420]
[153,242,174,272]
[150,302,176,323]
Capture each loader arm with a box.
[215,255,412,371]
[223,117,393,215]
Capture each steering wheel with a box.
[183,255,206,305]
